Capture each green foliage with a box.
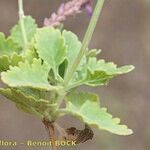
[1,59,60,91]
[11,16,37,48]
[35,27,66,77]
[0,15,134,136]
[86,49,101,58]
[0,32,20,55]
[69,57,134,89]
[0,53,24,72]
[62,30,82,70]
[84,58,134,86]
[0,88,57,120]
[65,91,133,135]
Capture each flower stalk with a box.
[18,0,28,52]
[64,0,105,86]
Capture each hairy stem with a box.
[18,0,28,52]
[43,119,58,150]
[64,0,105,86]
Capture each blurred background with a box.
[0,0,150,150]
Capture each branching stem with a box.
[18,0,28,52]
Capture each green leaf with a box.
[70,57,134,88]
[0,32,20,55]
[18,87,53,102]
[65,91,133,135]
[1,58,60,91]
[63,30,81,69]
[62,30,87,78]
[86,49,101,58]
[0,88,57,119]
[85,58,134,86]
[84,71,112,86]
[24,48,39,64]
[0,53,24,72]
[87,58,134,75]
[35,27,66,75]
[67,91,99,106]
[0,56,9,72]
[11,16,37,48]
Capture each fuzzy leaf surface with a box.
[63,30,81,69]
[35,27,66,75]
[0,33,20,55]
[63,30,87,78]
[0,88,57,119]
[70,57,134,88]
[66,91,133,135]
[0,53,24,72]
[1,59,59,91]
[87,58,134,75]
[11,16,37,48]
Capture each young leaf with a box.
[0,56,9,72]
[69,57,134,88]
[87,58,134,75]
[35,27,66,76]
[0,53,24,72]
[65,91,133,135]
[11,16,37,48]
[86,49,101,58]
[0,32,20,55]
[85,58,134,86]
[24,48,38,63]
[1,59,60,91]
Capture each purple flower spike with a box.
[83,2,93,17]
[44,0,92,27]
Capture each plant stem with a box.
[18,0,28,52]
[43,119,58,150]
[64,0,105,86]
[54,122,68,139]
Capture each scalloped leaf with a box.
[87,58,134,75]
[0,32,20,55]
[86,49,101,58]
[11,16,37,48]
[70,57,134,88]
[66,91,99,106]
[63,30,81,69]
[62,30,87,77]
[1,59,60,91]
[0,53,24,72]
[65,91,133,135]
[85,58,134,86]
[35,27,66,76]
[18,87,54,103]
[0,88,57,119]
